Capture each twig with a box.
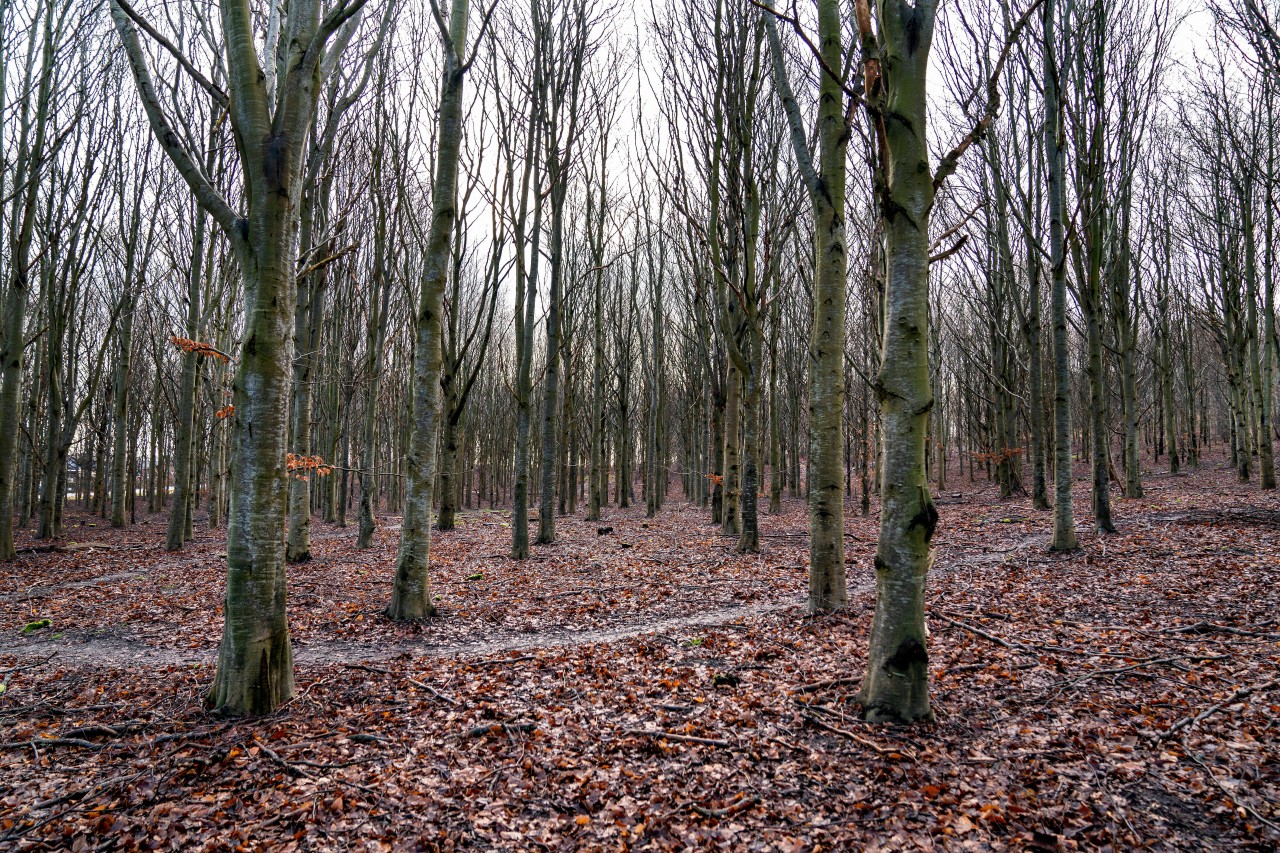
[0,653,58,674]
[256,739,381,797]
[151,723,234,746]
[467,721,537,738]
[255,740,318,778]
[690,795,760,819]
[623,728,732,748]
[1184,746,1280,833]
[1156,679,1280,740]
[1051,655,1229,690]
[0,737,103,750]
[408,678,460,705]
[934,614,1035,653]
[342,663,393,675]
[1159,621,1280,640]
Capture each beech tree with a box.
[111,0,375,714]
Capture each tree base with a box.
[207,634,294,717]
[860,699,935,725]
[385,600,437,621]
[1050,529,1078,551]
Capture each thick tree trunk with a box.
[857,0,939,725]
[209,258,296,715]
[862,171,935,724]
[112,0,362,715]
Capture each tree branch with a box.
[112,0,228,109]
[933,0,1044,192]
[108,0,246,255]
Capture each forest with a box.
[0,0,1278,847]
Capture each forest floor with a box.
[0,460,1278,851]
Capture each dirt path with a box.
[0,594,815,670]
[0,533,1046,672]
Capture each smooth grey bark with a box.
[389,0,472,620]
[536,177,566,545]
[166,210,204,551]
[508,49,544,560]
[763,0,847,610]
[1044,0,1078,551]
[646,211,666,520]
[586,139,608,523]
[112,0,365,715]
[358,149,394,550]
[855,0,939,724]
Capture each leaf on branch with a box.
[286,454,334,480]
[169,335,232,363]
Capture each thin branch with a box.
[112,0,228,108]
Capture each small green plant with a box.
[466,572,483,581]
[683,636,704,648]
[21,618,51,634]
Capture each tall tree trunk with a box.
[285,273,326,562]
[721,364,741,535]
[389,0,469,619]
[112,0,362,715]
[357,266,392,549]
[1244,197,1275,489]
[764,0,847,610]
[737,355,760,551]
[587,240,605,521]
[511,192,542,558]
[857,0,958,724]
[1044,0,1077,550]
[537,191,565,545]
[166,212,205,550]
[437,403,461,531]
[0,6,55,559]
